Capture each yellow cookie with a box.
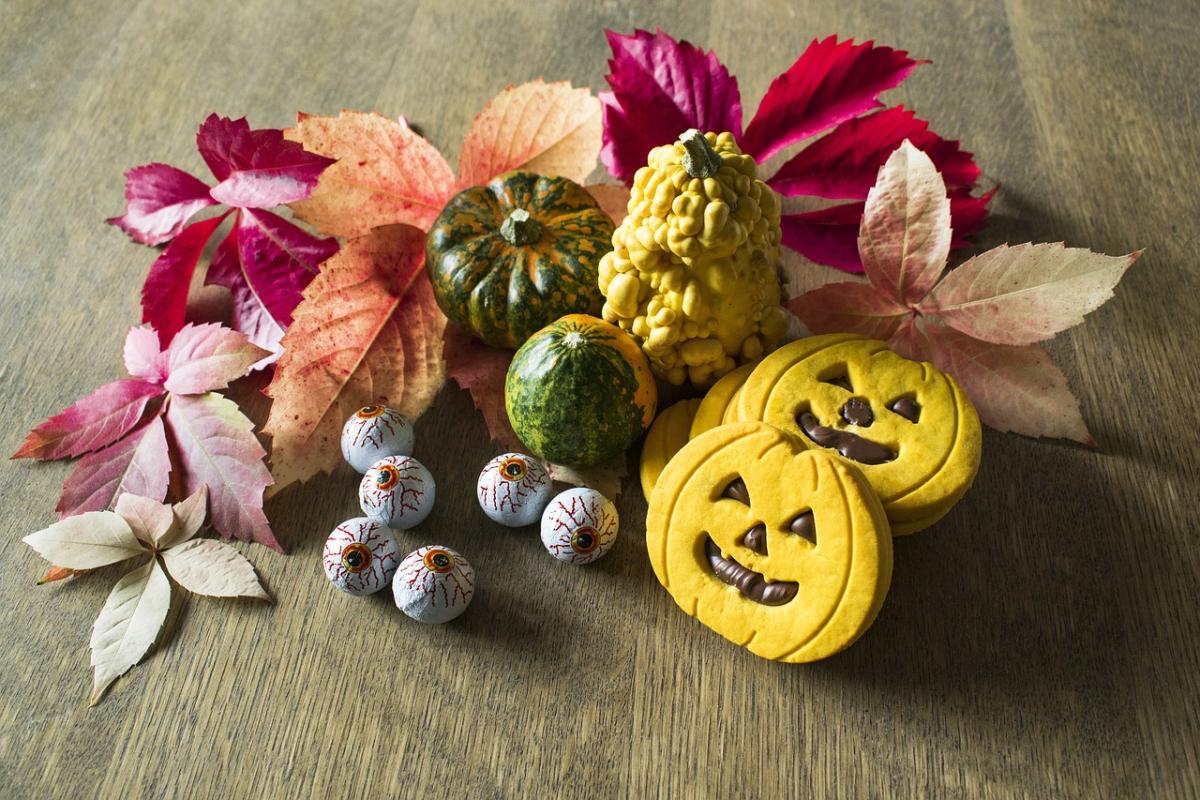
[734,334,981,534]
[689,363,755,439]
[647,422,892,663]
[639,398,703,501]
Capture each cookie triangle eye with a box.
[888,396,921,422]
[820,369,853,392]
[789,511,817,544]
[721,477,751,505]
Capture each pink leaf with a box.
[906,320,1094,444]
[858,140,951,304]
[768,106,981,199]
[740,37,922,162]
[55,415,171,519]
[198,114,334,207]
[600,28,742,184]
[164,392,279,551]
[106,163,216,246]
[780,203,865,273]
[786,281,910,340]
[123,326,167,384]
[205,210,337,356]
[13,380,163,461]
[442,324,521,451]
[458,80,602,186]
[114,493,174,545]
[921,244,1140,346]
[162,323,271,395]
[140,212,230,348]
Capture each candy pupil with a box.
[346,552,362,566]
[433,554,449,568]
[576,533,593,548]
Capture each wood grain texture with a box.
[1,0,1198,797]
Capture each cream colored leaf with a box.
[158,485,209,549]
[89,558,170,705]
[114,494,173,545]
[545,457,628,502]
[23,511,146,569]
[161,539,269,600]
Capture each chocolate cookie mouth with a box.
[705,537,798,606]
[798,411,896,465]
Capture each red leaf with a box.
[786,281,909,340]
[140,212,230,348]
[600,28,743,184]
[442,324,521,451]
[949,189,995,247]
[106,163,216,246]
[164,392,279,550]
[13,380,164,461]
[740,37,923,162]
[285,111,455,237]
[768,107,981,199]
[263,225,447,491]
[197,114,334,207]
[162,323,272,395]
[780,203,865,273]
[205,209,337,356]
[55,414,171,519]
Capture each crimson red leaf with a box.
[600,28,743,184]
[162,323,272,395]
[164,392,279,550]
[106,163,216,246]
[786,281,909,340]
[740,37,923,162]
[141,212,230,348]
[780,203,865,273]
[13,380,164,461]
[197,114,334,207]
[55,414,171,519]
[768,107,981,199]
[442,324,521,451]
[949,189,996,247]
[123,326,167,385]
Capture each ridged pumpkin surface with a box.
[426,171,614,349]
[506,314,657,467]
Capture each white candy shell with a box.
[393,546,475,624]
[359,456,436,529]
[540,487,619,565]
[340,405,415,473]
[322,517,401,596]
[476,453,553,527]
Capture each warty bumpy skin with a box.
[598,130,787,387]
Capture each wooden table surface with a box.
[2,0,1197,797]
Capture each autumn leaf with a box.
[442,323,521,451]
[161,485,208,549]
[545,458,628,502]
[600,28,989,272]
[90,558,170,705]
[264,225,446,491]
[788,140,1138,443]
[161,539,270,600]
[23,512,146,569]
[55,415,171,519]
[37,566,80,585]
[583,183,631,226]
[12,380,163,461]
[106,163,216,246]
[114,493,174,545]
[162,322,274,394]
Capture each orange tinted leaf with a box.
[38,566,81,585]
[458,80,602,186]
[442,324,521,451]
[584,183,631,226]
[285,112,455,237]
[264,225,446,490]
[786,280,909,340]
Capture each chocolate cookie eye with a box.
[820,370,853,392]
[788,511,817,544]
[887,396,921,423]
[721,477,751,505]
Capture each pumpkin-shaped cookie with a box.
[639,398,702,501]
[647,422,892,663]
[688,362,755,439]
[734,334,981,534]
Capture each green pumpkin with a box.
[425,171,614,349]
[506,315,658,467]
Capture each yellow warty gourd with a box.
[598,129,787,387]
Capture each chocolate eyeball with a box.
[322,517,401,596]
[393,545,475,624]
[540,487,620,565]
[476,453,553,527]
[340,405,415,473]
[359,455,435,529]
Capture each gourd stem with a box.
[499,209,542,246]
[680,129,721,179]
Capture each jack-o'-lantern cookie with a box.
[734,334,981,534]
[688,362,755,439]
[647,422,892,663]
[639,398,703,501]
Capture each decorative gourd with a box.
[505,314,656,467]
[426,171,615,349]
[598,130,787,387]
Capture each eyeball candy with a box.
[540,487,619,565]
[322,517,401,596]
[340,405,415,473]
[393,546,476,624]
[359,455,436,529]
[476,453,553,527]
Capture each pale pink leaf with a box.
[12,379,163,461]
[114,494,173,545]
[858,140,951,304]
[89,558,170,705]
[442,324,521,451]
[162,323,271,395]
[921,243,1141,345]
[106,163,216,246]
[55,415,171,519]
[164,392,279,551]
[584,183,631,226]
[285,111,455,237]
[161,539,269,600]
[23,511,146,569]
[140,212,230,348]
[123,326,167,384]
[786,281,910,340]
[458,80,602,186]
